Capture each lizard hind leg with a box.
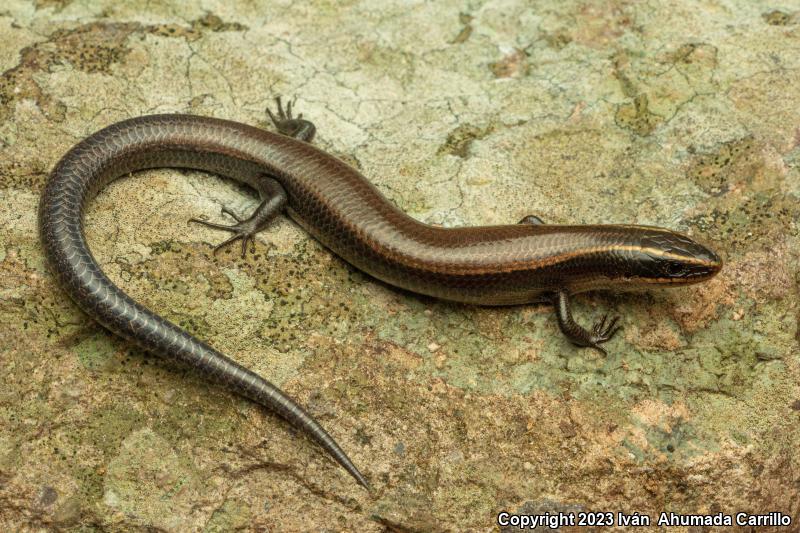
[189,177,288,258]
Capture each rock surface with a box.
[1,1,798,531]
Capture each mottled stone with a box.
[1,0,798,530]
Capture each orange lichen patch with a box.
[668,42,718,69]
[670,275,733,333]
[631,399,690,432]
[576,400,696,468]
[489,48,528,78]
[626,320,684,352]
[572,1,633,48]
[725,243,796,302]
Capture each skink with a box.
[38,99,722,489]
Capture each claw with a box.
[592,315,622,347]
[276,96,286,119]
[189,218,236,232]
[594,314,607,335]
[603,316,620,338]
[212,233,243,255]
[266,106,278,127]
[240,235,252,258]
[586,314,622,353]
[189,212,257,258]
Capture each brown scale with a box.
[39,97,721,489]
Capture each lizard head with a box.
[616,228,722,286]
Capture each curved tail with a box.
[38,117,369,489]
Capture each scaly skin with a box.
[38,99,721,488]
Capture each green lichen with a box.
[615,94,663,136]
[2,0,799,528]
[203,499,252,532]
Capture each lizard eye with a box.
[666,262,684,276]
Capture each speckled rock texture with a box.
[1,1,798,531]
